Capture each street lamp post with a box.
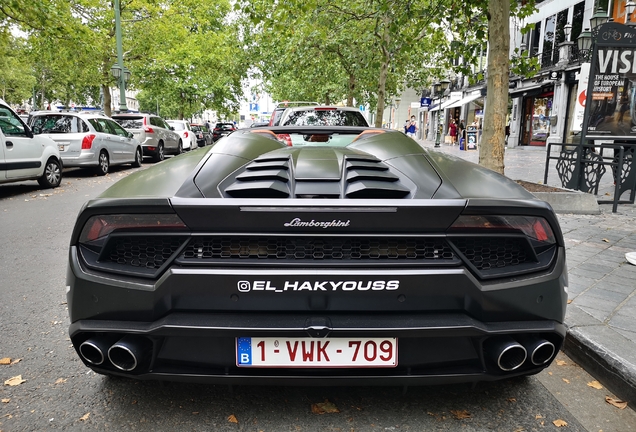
[433,79,450,147]
[111,0,130,112]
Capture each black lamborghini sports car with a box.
[67,126,567,385]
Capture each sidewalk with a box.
[418,139,636,407]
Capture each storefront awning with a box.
[439,97,462,110]
[428,103,440,112]
[445,93,483,109]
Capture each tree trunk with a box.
[103,84,112,117]
[374,24,391,128]
[347,73,355,107]
[479,0,510,175]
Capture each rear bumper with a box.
[61,152,98,167]
[69,312,565,385]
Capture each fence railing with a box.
[544,142,636,212]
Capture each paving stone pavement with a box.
[418,138,636,407]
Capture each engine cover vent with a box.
[344,157,410,198]
[225,157,291,198]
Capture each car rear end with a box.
[190,124,206,147]
[212,123,236,141]
[113,115,157,157]
[30,113,98,168]
[66,130,567,385]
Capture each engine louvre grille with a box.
[180,236,455,264]
[225,157,291,198]
[344,157,410,199]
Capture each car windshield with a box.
[31,115,80,133]
[168,122,185,131]
[113,117,143,129]
[283,110,368,127]
[267,131,367,148]
[216,124,234,130]
[191,125,201,132]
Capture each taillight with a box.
[448,215,556,245]
[144,126,154,133]
[81,134,96,150]
[79,214,187,243]
[184,131,189,138]
[276,133,292,146]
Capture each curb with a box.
[564,329,636,407]
[531,191,601,215]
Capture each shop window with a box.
[542,15,556,67]
[571,2,584,42]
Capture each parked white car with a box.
[30,111,143,175]
[0,100,63,188]
[166,120,196,150]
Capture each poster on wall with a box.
[585,22,636,139]
[572,63,589,132]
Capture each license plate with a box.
[236,337,397,367]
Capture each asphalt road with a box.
[1,161,635,431]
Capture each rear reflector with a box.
[79,214,187,243]
[81,134,96,150]
[448,215,556,244]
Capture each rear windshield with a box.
[283,110,368,127]
[168,122,185,131]
[113,116,143,129]
[31,115,86,133]
[216,123,234,130]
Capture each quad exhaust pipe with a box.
[79,337,115,365]
[108,336,151,371]
[486,336,528,371]
[78,335,151,372]
[525,338,556,365]
[486,336,556,372]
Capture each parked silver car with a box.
[30,111,143,175]
[0,100,63,188]
[112,113,181,162]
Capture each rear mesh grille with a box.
[105,236,187,269]
[450,237,531,270]
[85,235,547,279]
[181,237,455,262]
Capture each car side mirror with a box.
[30,126,40,136]
[128,132,133,138]
[170,126,175,131]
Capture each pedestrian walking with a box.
[406,115,418,138]
[448,119,457,145]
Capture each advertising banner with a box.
[585,22,636,139]
[572,63,590,132]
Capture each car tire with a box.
[178,139,183,154]
[154,142,165,162]
[37,158,62,188]
[132,147,143,167]
[95,151,109,176]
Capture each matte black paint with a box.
[67,126,568,385]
